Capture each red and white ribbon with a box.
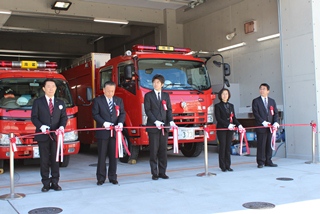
[203,127,209,139]
[238,128,250,156]
[172,126,179,153]
[55,129,64,162]
[270,125,277,150]
[115,126,131,158]
[162,100,167,111]
[10,137,17,152]
[270,106,274,115]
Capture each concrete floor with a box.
[0,145,320,214]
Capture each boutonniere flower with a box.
[59,105,63,110]
[115,105,120,116]
[162,100,167,110]
[270,106,274,115]
[229,112,234,123]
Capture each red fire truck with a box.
[62,45,224,163]
[0,61,80,174]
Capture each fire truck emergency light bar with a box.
[0,61,57,69]
[132,45,191,53]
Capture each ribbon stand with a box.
[305,120,319,164]
[0,133,25,200]
[197,125,216,177]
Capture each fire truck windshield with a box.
[0,78,73,109]
[138,59,211,91]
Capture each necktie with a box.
[264,98,268,112]
[109,99,113,113]
[49,98,54,115]
[157,92,161,101]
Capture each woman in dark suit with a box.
[214,88,243,172]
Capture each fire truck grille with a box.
[173,113,206,123]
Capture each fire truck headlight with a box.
[0,134,22,145]
[64,131,78,142]
[207,104,214,123]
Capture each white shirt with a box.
[45,95,54,106]
[154,90,161,100]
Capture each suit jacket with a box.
[31,96,67,142]
[92,95,126,139]
[252,96,279,133]
[214,101,240,129]
[144,90,173,133]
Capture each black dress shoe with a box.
[227,168,233,172]
[50,183,62,191]
[158,174,169,179]
[257,165,264,168]
[152,175,158,180]
[109,180,118,185]
[97,181,104,186]
[265,163,278,167]
[41,185,50,192]
[221,169,227,172]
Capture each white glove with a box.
[40,125,50,133]
[154,120,164,129]
[262,121,271,127]
[117,123,123,128]
[103,122,113,130]
[58,126,64,133]
[228,124,236,130]
[273,122,280,128]
[170,121,178,129]
[238,125,245,131]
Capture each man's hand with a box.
[154,120,164,129]
[103,122,113,130]
[262,121,271,127]
[40,125,50,133]
[273,122,280,129]
[117,123,123,128]
[170,121,178,129]
[228,124,236,130]
[238,125,245,132]
[58,126,64,132]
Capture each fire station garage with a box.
[1,0,320,213]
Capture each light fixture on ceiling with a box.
[226,28,236,40]
[94,18,129,25]
[51,1,72,11]
[257,33,280,42]
[0,10,12,15]
[217,42,246,52]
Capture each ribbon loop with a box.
[55,129,64,162]
[238,128,250,156]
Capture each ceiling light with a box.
[217,42,246,52]
[257,33,280,42]
[0,10,12,15]
[51,1,72,11]
[94,18,129,25]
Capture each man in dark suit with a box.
[252,83,279,168]
[92,81,125,186]
[144,74,177,180]
[31,79,67,192]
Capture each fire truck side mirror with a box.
[224,78,230,87]
[124,65,133,80]
[86,87,93,101]
[223,63,231,76]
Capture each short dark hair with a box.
[218,88,231,101]
[152,74,165,84]
[43,78,56,87]
[259,83,270,90]
[103,81,116,88]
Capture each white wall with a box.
[183,0,282,110]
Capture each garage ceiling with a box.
[0,0,242,60]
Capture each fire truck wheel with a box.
[59,155,70,167]
[180,143,204,157]
[119,129,132,163]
